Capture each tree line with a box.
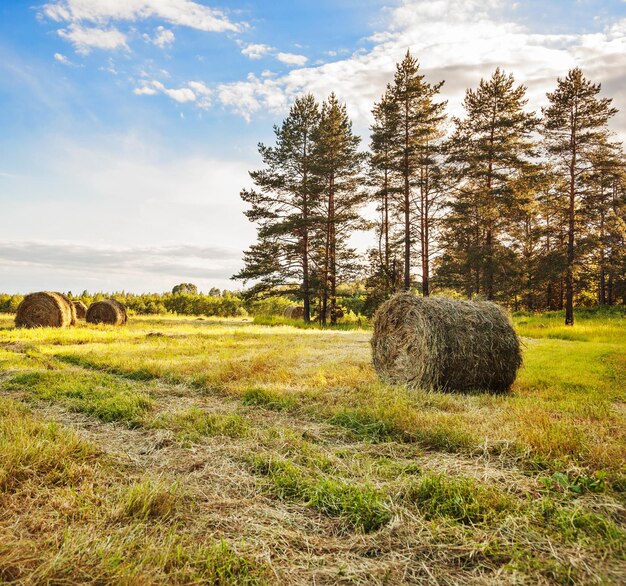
[235,51,626,325]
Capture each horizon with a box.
[2,0,626,295]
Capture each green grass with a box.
[115,478,180,521]
[250,455,390,532]
[21,312,620,476]
[398,473,513,525]
[242,387,297,411]
[0,396,267,584]
[0,397,96,491]
[2,369,153,424]
[150,406,250,443]
[0,310,624,583]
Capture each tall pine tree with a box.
[543,68,618,324]
[443,68,538,300]
[391,51,446,293]
[234,95,320,321]
[312,94,365,324]
[368,84,402,296]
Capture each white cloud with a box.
[241,43,273,60]
[187,80,212,109]
[58,23,129,55]
[0,137,255,292]
[42,0,242,33]
[217,73,288,122]
[133,85,158,96]
[164,86,196,103]
[134,79,213,108]
[152,25,175,47]
[53,52,72,65]
[276,52,308,66]
[204,0,626,136]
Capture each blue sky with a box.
[1,0,625,293]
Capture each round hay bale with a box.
[86,299,127,326]
[290,306,305,320]
[15,292,74,328]
[107,299,128,324]
[284,306,304,320]
[371,293,522,393]
[56,293,77,326]
[72,300,88,320]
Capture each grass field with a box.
[0,310,624,584]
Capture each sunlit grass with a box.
[2,310,624,475]
[1,310,624,583]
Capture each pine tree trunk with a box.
[403,96,411,291]
[547,282,553,310]
[329,173,337,326]
[321,188,331,326]
[565,128,576,326]
[486,132,495,301]
[384,167,390,288]
[486,228,494,300]
[421,163,430,297]
[598,204,606,305]
[302,135,311,323]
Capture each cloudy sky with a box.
[1,0,625,294]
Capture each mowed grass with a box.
[0,396,267,585]
[0,310,625,583]
[5,311,621,476]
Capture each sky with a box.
[1,0,625,294]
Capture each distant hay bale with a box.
[86,299,127,326]
[73,300,88,320]
[56,293,77,326]
[15,292,74,328]
[284,306,305,320]
[107,299,128,324]
[371,293,522,393]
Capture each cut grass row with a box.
[3,366,622,561]
[3,337,624,489]
[0,396,267,585]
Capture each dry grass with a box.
[0,311,624,584]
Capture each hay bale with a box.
[86,299,127,326]
[72,300,88,320]
[107,299,128,324]
[284,306,305,320]
[371,293,522,393]
[56,293,77,325]
[15,292,74,328]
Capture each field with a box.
[0,310,624,585]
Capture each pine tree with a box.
[586,140,626,304]
[391,51,446,293]
[368,85,403,295]
[444,68,538,300]
[543,68,619,324]
[312,94,365,325]
[234,95,321,321]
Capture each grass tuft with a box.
[250,456,390,531]
[242,387,296,411]
[150,407,249,444]
[0,397,96,491]
[399,472,512,525]
[3,370,153,424]
[115,478,180,521]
